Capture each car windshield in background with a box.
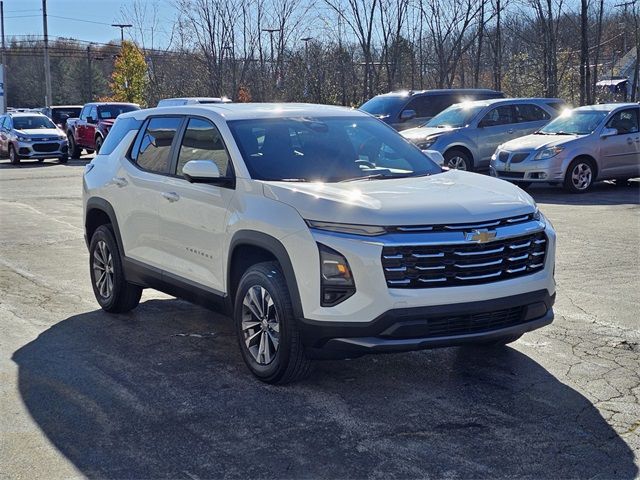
[98,104,139,120]
[539,110,607,135]
[425,104,484,128]
[52,108,81,123]
[13,116,56,130]
[228,116,441,183]
[359,96,405,118]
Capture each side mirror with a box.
[422,149,444,166]
[86,116,95,124]
[400,109,416,122]
[479,119,496,128]
[182,160,229,185]
[600,127,617,138]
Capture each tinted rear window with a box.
[98,117,143,156]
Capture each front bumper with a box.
[491,152,568,183]
[16,140,68,159]
[300,289,555,357]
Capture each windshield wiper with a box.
[340,173,420,183]
[553,131,576,135]
[277,178,308,182]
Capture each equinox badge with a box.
[466,229,497,243]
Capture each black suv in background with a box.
[42,105,82,131]
[360,89,505,131]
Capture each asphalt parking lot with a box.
[0,157,639,479]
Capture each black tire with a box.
[85,149,94,155]
[67,133,81,159]
[94,136,103,154]
[563,157,595,193]
[58,156,68,164]
[234,261,312,384]
[9,145,20,165]
[444,149,473,171]
[89,225,142,313]
[614,178,632,187]
[38,158,46,163]
[514,181,532,190]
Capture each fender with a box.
[85,197,125,258]
[228,230,304,319]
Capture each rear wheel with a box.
[58,156,68,164]
[89,225,142,313]
[444,149,472,171]
[68,134,81,159]
[564,158,595,193]
[234,261,312,384]
[8,145,20,165]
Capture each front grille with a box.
[388,213,534,233]
[381,306,526,339]
[497,171,525,179]
[33,142,59,153]
[510,153,529,163]
[382,231,547,288]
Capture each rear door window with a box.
[98,117,143,156]
[131,117,183,174]
[405,95,451,118]
[514,104,550,123]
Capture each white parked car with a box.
[491,103,640,192]
[83,103,556,383]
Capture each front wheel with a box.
[89,225,142,313]
[234,261,311,384]
[95,136,103,154]
[68,134,81,159]
[9,145,20,165]
[564,158,595,193]
[444,149,472,171]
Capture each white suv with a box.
[83,103,557,383]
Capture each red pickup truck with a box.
[66,102,140,158]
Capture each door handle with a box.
[112,177,128,187]
[507,129,514,134]
[161,191,180,202]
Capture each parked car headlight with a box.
[17,135,30,142]
[306,220,387,236]
[416,137,436,150]
[534,145,564,160]
[318,243,355,306]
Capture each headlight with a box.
[416,137,436,150]
[59,135,67,140]
[17,135,30,142]
[306,220,386,236]
[534,145,564,160]
[318,244,355,306]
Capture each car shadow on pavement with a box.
[12,298,637,479]
[528,180,640,206]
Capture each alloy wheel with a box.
[447,156,467,170]
[571,162,592,191]
[93,240,114,299]
[241,285,280,365]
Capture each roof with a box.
[379,89,502,97]
[84,102,139,107]
[444,97,563,108]
[574,102,638,112]
[128,103,365,121]
[48,105,83,109]
[596,78,628,86]
[7,111,47,117]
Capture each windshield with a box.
[13,116,56,130]
[98,104,139,120]
[359,96,406,118]
[425,103,484,128]
[540,110,607,135]
[228,116,441,183]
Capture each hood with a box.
[401,126,458,142]
[501,133,582,151]
[16,128,62,138]
[262,170,536,226]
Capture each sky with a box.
[4,0,176,47]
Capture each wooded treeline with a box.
[6,0,639,108]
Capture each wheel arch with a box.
[444,145,475,168]
[85,197,125,258]
[228,230,304,319]
[569,154,599,179]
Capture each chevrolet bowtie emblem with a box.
[466,229,497,243]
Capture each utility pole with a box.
[86,45,92,102]
[262,28,281,89]
[301,37,312,99]
[42,0,52,107]
[1,1,7,113]
[111,24,132,44]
